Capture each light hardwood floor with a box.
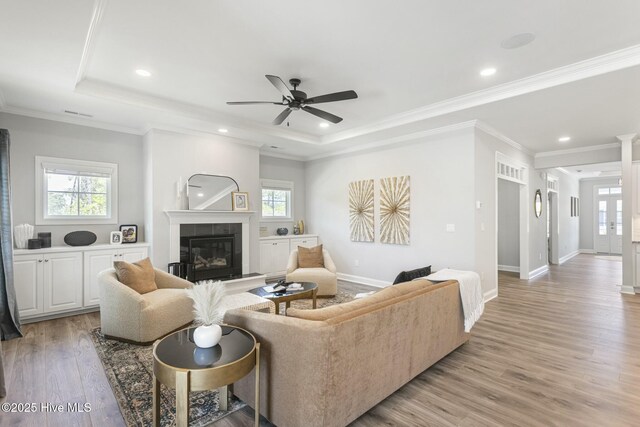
[2,254,639,426]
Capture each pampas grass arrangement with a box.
[186,280,226,326]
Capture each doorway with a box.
[594,186,622,255]
[547,190,559,264]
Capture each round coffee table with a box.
[152,325,260,427]
[248,282,318,315]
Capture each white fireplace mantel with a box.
[165,210,255,274]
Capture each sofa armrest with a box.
[154,268,192,289]
[98,269,146,339]
[286,250,299,274]
[323,250,337,273]
[223,309,332,426]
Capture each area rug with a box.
[90,329,245,427]
[288,289,356,310]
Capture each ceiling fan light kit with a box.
[227,75,358,125]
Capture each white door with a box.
[14,254,44,317]
[259,240,291,277]
[84,249,117,307]
[595,189,623,254]
[43,251,83,313]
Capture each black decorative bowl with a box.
[64,231,97,246]
[276,227,288,236]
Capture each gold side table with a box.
[153,325,260,427]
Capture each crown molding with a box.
[258,151,306,162]
[474,120,532,156]
[145,124,264,149]
[75,0,109,85]
[320,44,640,145]
[307,120,477,161]
[0,105,145,135]
[535,142,621,158]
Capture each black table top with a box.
[247,281,317,298]
[154,326,255,370]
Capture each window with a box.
[598,200,607,236]
[36,156,118,225]
[260,179,293,220]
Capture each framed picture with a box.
[119,224,138,243]
[110,231,123,245]
[232,192,249,211]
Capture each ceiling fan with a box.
[227,75,358,125]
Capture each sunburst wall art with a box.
[349,179,375,242]
[380,175,410,245]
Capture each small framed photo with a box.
[119,224,138,244]
[232,192,249,211]
[110,231,123,245]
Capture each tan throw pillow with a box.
[113,257,157,294]
[297,244,325,268]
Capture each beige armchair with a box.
[98,268,194,344]
[286,249,337,296]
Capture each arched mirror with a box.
[188,174,239,210]
[534,189,543,218]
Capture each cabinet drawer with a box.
[290,237,318,250]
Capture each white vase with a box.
[193,324,222,348]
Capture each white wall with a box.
[554,169,580,260]
[305,128,476,285]
[259,155,306,236]
[144,129,260,271]
[1,112,144,246]
[497,179,520,269]
[579,177,620,251]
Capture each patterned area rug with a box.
[288,289,356,311]
[90,329,245,426]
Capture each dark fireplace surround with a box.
[179,223,242,282]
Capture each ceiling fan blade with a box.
[272,108,292,125]
[227,101,284,105]
[305,90,358,105]
[302,106,343,124]
[266,75,295,101]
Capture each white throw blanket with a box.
[425,269,484,332]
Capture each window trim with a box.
[35,156,118,225]
[260,178,294,221]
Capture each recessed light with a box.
[135,69,151,77]
[319,122,330,128]
[218,128,228,133]
[501,33,536,50]
[558,136,571,142]
[197,193,204,197]
[480,68,497,77]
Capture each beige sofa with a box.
[285,249,338,296]
[224,279,469,427]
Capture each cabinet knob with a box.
[44,259,49,262]
[38,259,43,263]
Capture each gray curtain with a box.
[0,129,22,396]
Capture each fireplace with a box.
[179,223,242,281]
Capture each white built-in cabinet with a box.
[14,243,149,321]
[83,246,149,307]
[259,234,318,278]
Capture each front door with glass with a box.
[595,186,622,255]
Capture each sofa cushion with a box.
[298,244,325,268]
[287,279,434,321]
[113,257,157,294]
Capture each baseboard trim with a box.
[579,249,596,254]
[484,288,498,302]
[559,250,580,264]
[337,273,391,288]
[528,265,549,279]
[498,265,520,273]
[620,285,636,294]
[20,306,100,324]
